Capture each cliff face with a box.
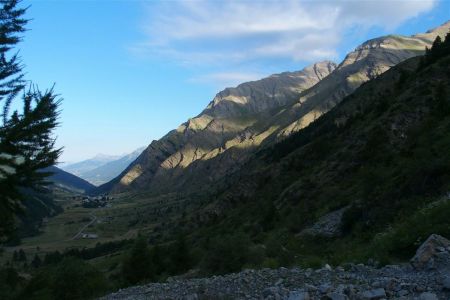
[100,22,449,194]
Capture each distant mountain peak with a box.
[62,147,146,186]
[92,153,120,161]
[424,20,450,34]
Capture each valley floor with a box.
[1,191,181,269]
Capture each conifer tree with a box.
[0,0,62,238]
[0,0,26,115]
[30,253,41,268]
[442,31,450,54]
[170,234,190,273]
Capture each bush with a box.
[121,237,154,285]
[340,204,364,234]
[0,267,21,300]
[168,234,192,274]
[371,199,450,260]
[202,233,250,274]
[20,257,108,300]
[51,258,109,300]
[265,236,294,267]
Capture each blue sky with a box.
[18,0,450,163]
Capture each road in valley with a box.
[71,211,97,240]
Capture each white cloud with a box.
[146,1,336,40]
[189,71,265,89]
[133,0,437,86]
[338,0,437,29]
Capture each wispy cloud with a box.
[132,0,436,86]
[189,71,265,89]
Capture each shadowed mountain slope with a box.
[45,166,95,193]
[175,38,450,268]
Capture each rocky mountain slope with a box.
[99,21,449,195]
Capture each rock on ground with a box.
[101,234,450,300]
[411,234,450,270]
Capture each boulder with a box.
[418,292,439,300]
[410,234,450,270]
[327,292,349,300]
[360,288,386,299]
[288,291,310,300]
[262,287,279,298]
[319,283,332,294]
[442,275,450,290]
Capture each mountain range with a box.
[62,154,120,176]
[98,21,450,196]
[61,147,145,186]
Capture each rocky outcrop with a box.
[411,234,450,271]
[101,235,450,300]
[299,206,349,237]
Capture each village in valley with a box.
[72,194,114,208]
